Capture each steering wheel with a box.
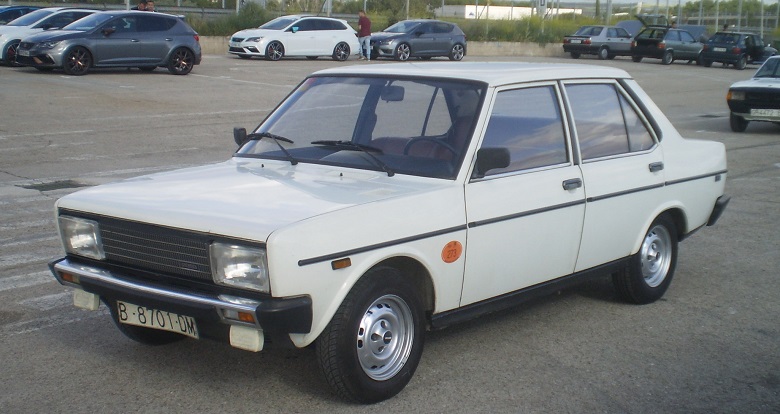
[403,137,458,157]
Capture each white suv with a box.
[50,62,729,403]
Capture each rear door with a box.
[137,14,176,64]
[607,27,632,53]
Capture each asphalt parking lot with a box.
[1,54,778,413]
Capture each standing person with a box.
[136,0,146,10]
[145,0,155,11]
[357,10,371,61]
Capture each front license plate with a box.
[18,49,30,57]
[714,47,727,52]
[117,301,199,339]
[751,108,780,117]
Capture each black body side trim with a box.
[430,258,627,330]
[586,183,665,203]
[467,199,585,228]
[666,169,728,186]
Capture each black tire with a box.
[2,40,20,66]
[331,42,350,62]
[448,43,465,61]
[612,215,678,304]
[597,46,609,60]
[661,50,674,65]
[265,41,284,61]
[632,55,643,62]
[702,58,712,67]
[607,54,617,60]
[167,47,194,75]
[570,51,581,59]
[62,46,92,76]
[315,266,425,403]
[306,56,319,60]
[394,43,411,61]
[730,112,749,132]
[107,300,186,346]
[735,55,747,70]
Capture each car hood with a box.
[232,28,281,39]
[22,29,83,42]
[371,32,404,41]
[0,24,34,35]
[730,77,780,90]
[55,158,447,243]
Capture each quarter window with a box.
[479,85,568,175]
[566,83,654,160]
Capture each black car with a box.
[726,56,780,132]
[0,6,40,25]
[370,19,466,61]
[701,31,777,69]
[631,26,703,65]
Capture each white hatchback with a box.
[228,14,360,61]
[50,62,729,404]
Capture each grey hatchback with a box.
[369,19,466,61]
[15,10,201,75]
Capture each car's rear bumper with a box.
[707,195,731,226]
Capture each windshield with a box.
[755,58,780,78]
[708,32,738,44]
[258,16,298,30]
[6,8,53,26]
[383,20,421,34]
[236,76,486,179]
[63,13,113,31]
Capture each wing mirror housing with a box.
[233,127,248,147]
[473,147,510,178]
[102,27,116,36]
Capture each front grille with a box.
[229,46,245,53]
[97,217,213,282]
[745,90,780,109]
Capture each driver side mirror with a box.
[473,147,510,178]
[414,31,424,37]
[102,27,116,36]
[291,26,299,33]
[233,127,248,147]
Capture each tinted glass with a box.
[139,15,176,32]
[6,8,53,26]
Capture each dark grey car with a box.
[15,10,201,75]
[369,19,466,61]
[631,26,703,65]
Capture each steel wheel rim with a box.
[640,225,672,287]
[452,45,464,60]
[356,294,414,381]
[397,45,410,61]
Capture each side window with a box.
[607,28,617,37]
[294,19,315,31]
[480,85,568,175]
[617,28,630,37]
[666,30,681,41]
[108,17,137,33]
[566,83,654,160]
[680,31,694,42]
[139,15,175,32]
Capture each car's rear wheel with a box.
[315,266,425,403]
[730,112,749,132]
[448,43,465,61]
[62,46,92,76]
[632,55,643,62]
[107,300,186,346]
[661,50,674,65]
[3,41,21,66]
[331,42,350,61]
[735,55,747,70]
[167,47,194,75]
[265,41,284,61]
[394,43,411,61]
[570,51,581,59]
[598,46,609,60]
[612,215,678,304]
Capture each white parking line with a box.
[0,271,53,292]
[4,307,109,337]
[191,73,295,88]
[0,130,94,140]
[19,291,72,311]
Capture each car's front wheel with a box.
[661,50,674,65]
[730,112,749,132]
[598,46,609,60]
[167,47,194,75]
[316,266,425,403]
[449,43,465,61]
[394,43,411,61]
[62,46,92,76]
[3,40,21,66]
[265,41,284,61]
[331,42,350,61]
[613,215,678,304]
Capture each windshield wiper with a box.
[311,140,394,177]
[248,132,298,165]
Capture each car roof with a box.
[313,62,631,86]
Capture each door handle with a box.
[165,38,173,41]
[649,162,664,172]
[562,178,582,190]
[131,39,140,42]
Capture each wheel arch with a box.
[631,207,687,255]
[165,45,196,64]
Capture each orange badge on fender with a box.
[441,241,463,263]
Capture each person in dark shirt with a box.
[136,0,146,10]
[358,10,371,61]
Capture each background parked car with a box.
[228,15,359,61]
[726,56,780,131]
[631,25,703,65]
[562,25,633,59]
[0,5,40,25]
[702,31,777,69]
[370,19,466,61]
[0,7,95,65]
[15,11,201,76]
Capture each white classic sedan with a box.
[228,14,360,61]
[49,62,729,403]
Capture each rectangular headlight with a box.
[58,216,105,260]
[210,243,269,293]
[727,90,745,101]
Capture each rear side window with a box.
[139,15,176,32]
[566,83,655,160]
[480,85,568,175]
